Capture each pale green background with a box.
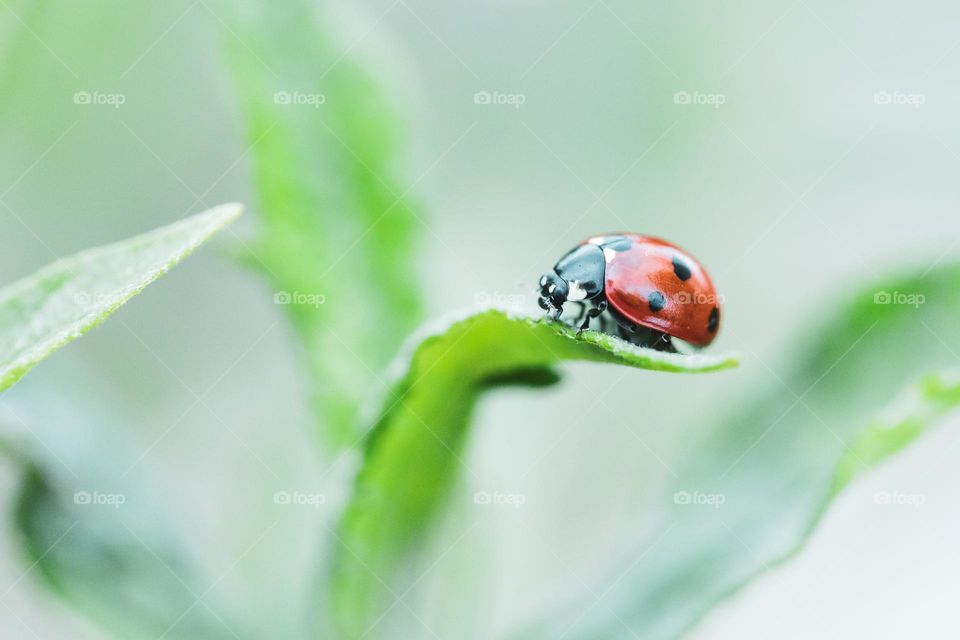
[1,1,959,638]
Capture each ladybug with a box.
[537,234,721,351]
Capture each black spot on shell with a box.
[708,307,719,333]
[648,291,666,312]
[672,255,692,281]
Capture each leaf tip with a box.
[206,202,244,225]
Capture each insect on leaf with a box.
[330,308,737,637]
[520,262,960,640]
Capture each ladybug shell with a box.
[585,234,721,347]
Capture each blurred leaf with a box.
[519,263,960,640]
[216,0,423,446]
[0,204,244,639]
[0,204,241,393]
[330,308,738,637]
[0,0,48,109]
[3,366,248,640]
[832,370,960,494]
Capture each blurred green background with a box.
[2,0,960,638]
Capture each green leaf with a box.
[3,367,248,640]
[330,309,738,637]
[0,204,242,393]
[14,470,240,640]
[517,263,960,640]
[218,0,423,446]
[831,370,960,495]
[0,205,243,638]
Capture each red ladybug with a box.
[537,234,721,351]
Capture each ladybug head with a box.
[537,271,568,314]
[538,243,607,318]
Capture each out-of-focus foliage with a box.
[1,1,959,640]
[332,308,737,637]
[0,205,241,392]
[519,263,960,640]
[8,378,247,640]
[0,206,240,638]
[218,0,423,447]
[833,371,960,494]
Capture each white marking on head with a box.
[567,280,587,301]
[540,275,548,287]
[603,247,617,262]
[547,284,556,294]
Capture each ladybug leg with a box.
[639,329,675,352]
[649,332,674,352]
[540,296,563,320]
[577,300,607,334]
[615,324,677,353]
[616,323,634,342]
